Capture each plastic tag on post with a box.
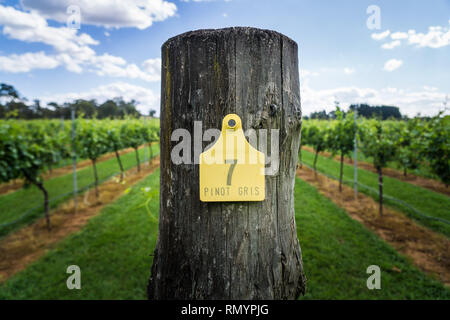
[199,114,265,202]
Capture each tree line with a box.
[0,83,157,119]
[305,103,403,120]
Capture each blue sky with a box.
[0,0,449,116]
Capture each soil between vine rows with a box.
[1,156,448,289]
[0,156,160,282]
[296,164,450,286]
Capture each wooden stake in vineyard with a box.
[148,27,306,299]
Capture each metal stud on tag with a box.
[199,114,265,202]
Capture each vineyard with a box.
[0,117,159,236]
[299,108,450,230]
[0,110,449,299]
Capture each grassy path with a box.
[300,149,450,237]
[0,170,448,299]
[0,144,158,237]
[0,169,160,299]
[297,165,450,286]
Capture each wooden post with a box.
[148,27,306,299]
[71,107,78,212]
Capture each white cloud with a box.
[373,24,450,49]
[0,4,98,65]
[90,55,161,82]
[21,0,177,30]
[0,5,161,81]
[406,26,450,48]
[301,69,320,78]
[301,82,447,117]
[423,85,438,92]
[0,51,60,72]
[371,30,390,40]
[381,40,401,49]
[39,82,160,115]
[299,66,447,117]
[391,32,408,40]
[343,67,355,75]
[383,59,403,72]
[141,58,161,79]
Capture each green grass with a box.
[0,170,448,299]
[0,169,160,299]
[0,144,159,238]
[354,151,439,181]
[300,149,450,237]
[295,178,449,299]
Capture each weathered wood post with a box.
[148,27,306,299]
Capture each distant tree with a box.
[98,100,119,119]
[0,83,20,99]
[0,83,142,119]
[349,104,402,120]
[149,109,156,117]
[309,110,329,120]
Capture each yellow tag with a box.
[199,114,265,202]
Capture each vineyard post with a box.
[148,27,306,299]
[354,106,357,199]
[71,107,78,212]
[143,116,148,164]
[60,116,67,166]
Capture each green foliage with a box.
[302,122,329,154]
[358,120,398,170]
[0,143,160,238]
[300,148,450,237]
[422,114,450,186]
[328,108,356,157]
[394,118,425,176]
[1,171,448,299]
[120,119,145,149]
[0,120,67,185]
[140,122,159,144]
[104,120,124,152]
[75,119,109,161]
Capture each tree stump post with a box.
[148,27,306,299]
